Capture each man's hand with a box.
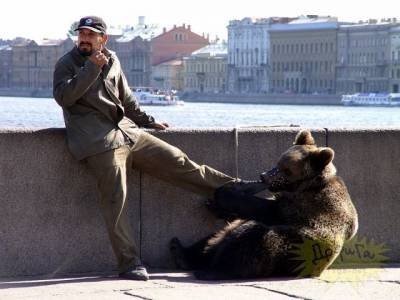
[89,50,109,68]
[147,122,170,130]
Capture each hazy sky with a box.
[1,0,399,40]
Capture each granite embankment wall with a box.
[1,128,399,277]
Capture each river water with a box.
[0,96,399,129]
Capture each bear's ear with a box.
[310,147,334,171]
[294,130,315,146]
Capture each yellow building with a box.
[183,42,227,93]
[151,59,183,91]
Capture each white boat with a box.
[132,87,184,106]
[341,93,400,106]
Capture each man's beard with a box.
[78,43,93,57]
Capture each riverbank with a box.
[0,88,52,98]
[0,88,342,105]
[181,92,342,105]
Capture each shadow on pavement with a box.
[0,275,118,289]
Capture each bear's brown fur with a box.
[170,130,358,280]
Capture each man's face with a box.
[77,28,107,56]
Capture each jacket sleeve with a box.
[53,57,102,108]
[118,70,155,126]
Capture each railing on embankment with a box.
[0,127,399,277]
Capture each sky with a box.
[0,0,399,41]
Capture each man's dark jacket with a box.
[53,47,155,160]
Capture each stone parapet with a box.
[0,127,399,277]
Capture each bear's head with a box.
[261,130,336,192]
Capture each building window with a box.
[255,48,259,65]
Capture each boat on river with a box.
[341,93,400,106]
[132,87,184,106]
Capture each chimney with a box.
[174,25,177,29]
[163,27,167,33]
[138,16,145,26]
[188,25,191,31]
[182,23,185,29]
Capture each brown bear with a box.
[170,130,358,280]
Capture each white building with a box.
[390,24,400,92]
[227,17,273,93]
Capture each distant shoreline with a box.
[0,88,53,98]
[181,92,342,105]
[0,88,342,105]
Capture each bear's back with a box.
[277,175,358,240]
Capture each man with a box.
[53,16,262,281]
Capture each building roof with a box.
[228,17,295,27]
[0,45,12,51]
[154,58,182,67]
[117,24,161,42]
[33,39,68,46]
[270,16,339,31]
[340,21,398,30]
[191,41,227,57]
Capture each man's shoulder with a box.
[55,48,75,67]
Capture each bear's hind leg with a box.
[170,235,213,270]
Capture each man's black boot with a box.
[207,180,268,220]
[218,179,268,196]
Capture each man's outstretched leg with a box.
[128,131,268,202]
[128,131,237,197]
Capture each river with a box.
[1,96,399,129]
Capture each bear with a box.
[169,130,358,280]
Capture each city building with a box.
[183,41,228,93]
[336,20,396,94]
[0,45,12,88]
[114,36,152,88]
[151,58,183,90]
[269,16,339,94]
[11,38,74,91]
[390,25,400,92]
[113,16,158,87]
[151,24,209,66]
[227,17,278,93]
